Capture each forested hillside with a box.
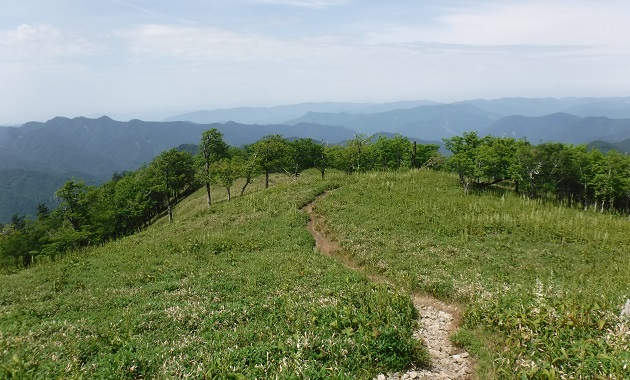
[0,130,441,267]
[2,126,630,377]
[0,117,357,222]
[484,114,630,144]
[5,127,630,270]
[5,97,630,223]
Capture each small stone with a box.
[376,374,386,380]
[409,371,418,378]
[459,352,469,358]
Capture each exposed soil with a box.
[303,193,475,380]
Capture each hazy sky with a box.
[1,0,629,124]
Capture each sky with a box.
[1,0,630,124]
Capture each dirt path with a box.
[303,193,475,380]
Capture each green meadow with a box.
[314,170,630,379]
[0,173,425,379]
[2,169,630,379]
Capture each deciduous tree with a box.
[149,149,196,223]
[198,129,229,207]
[250,135,291,188]
[210,157,243,201]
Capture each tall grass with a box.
[0,171,426,379]
[314,170,630,379]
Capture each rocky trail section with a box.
[303,193,475,380]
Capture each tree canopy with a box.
[6,129,628,271]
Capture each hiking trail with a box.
[303,193,475,380]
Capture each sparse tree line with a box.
[5,127,625,270]
[443,132,630,213]
[0,130,439,269]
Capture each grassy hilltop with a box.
[2,169,630,379]
[0,172,425,379]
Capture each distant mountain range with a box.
[3,96,630,223]
[483,113,630,144]
[164,97,630,124]
[285,104,500,141]
[457,97,630,118]
[587,139,630,154]
[0,116,358,176]
[0,116,358,222]
[163,100,440,124]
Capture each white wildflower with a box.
[621,299,630,319]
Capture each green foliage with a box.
[443,132,483,192]
[249,135,292,187]
[467,284,630,379]
[314,170,630,379]
[149,149,196,199]
[372,134,411,170]
[346,134,375,173]
[1,150,198,269]
[54,180,94,232]
[289,138,326,177]
[0,171,425,378]
[148,148,196,222]
[444,133,630,214]
[4,133,630,378]
[6,134,443,270]
[412,142,441,169]
[209,157,243,201]
[443,132,522,193]
[327,144,354,174]
[198,129,230,206]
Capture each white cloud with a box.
[436,2,629,48]
[365,1,630,56]
[0,24,100,61]
[118,24,277,61]
[116,24,356,64]
[2,1,630,124]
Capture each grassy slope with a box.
[314,170,630,379]
[0,172,426,379]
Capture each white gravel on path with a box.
[303,194,475,380]
[374,297,474,380]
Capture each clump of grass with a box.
[314,169,630,379]
[0,170,426,379]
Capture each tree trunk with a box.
[226,187,231,201]
[411,141,417,168]
[265,170,270,188]
[205,181,212,207]
[167,203,173,223]
[240,172,253,196]
[240,179,250,196]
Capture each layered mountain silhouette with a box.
[483,113,630,144]
[1,116,358,177]
[0,116,357,222]
[163,100,439,124]
[456,97,630,118]
[286,104,500,140]
[3,96,630,223]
